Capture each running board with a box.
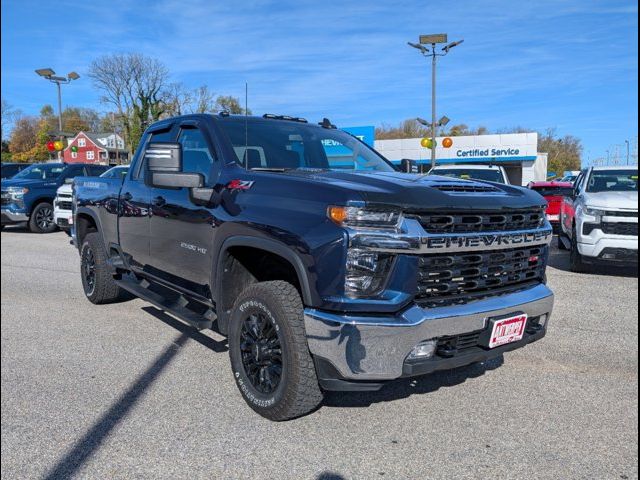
[115,277,215,331]
[559,235,571,250]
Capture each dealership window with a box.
[78,138,86,147]
[86,151,95,160]
[71,151,77,159]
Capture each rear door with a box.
[148,120,219,292]
[118,126,176,269]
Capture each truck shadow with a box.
[323,356,504,409]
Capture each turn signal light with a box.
[327,206,348,224]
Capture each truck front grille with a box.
[601,222,638,236]
[57,200,73,210]
[408,209,545,234]
[416,245,547,308]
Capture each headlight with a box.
[344,248,392,297]
[328,206,403,230]
[582,206,606,223]
[584,206,606,217]
[6,187,28,200]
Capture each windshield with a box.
[430,168,505,183]
[216,118,395,172]
[586,169,638,193]
[11,163,66,180]
[100,166,129,179]
[531,186,573,197]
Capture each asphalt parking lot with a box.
[1,227,638,480]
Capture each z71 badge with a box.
[227,179,254,191]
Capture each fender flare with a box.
[214,235,314,307]
[74,206,105,248]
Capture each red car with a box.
[528,181,574,230]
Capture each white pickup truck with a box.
[559,166,638,271]
[428,164,511,184]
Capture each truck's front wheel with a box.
[570,227,587,273]
[29,202,57,233]
[80,232,126,304]
[228,281,323,421]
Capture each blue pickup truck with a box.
[1,162,109,233]
[73,113,555,420]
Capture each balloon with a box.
[46,141,56,152]
[71,145,78,153]
[442,137,453,148]
[420,137,436,149]
[53,140,64,151]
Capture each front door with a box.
[148,122,218,292]
[119,127,176,269]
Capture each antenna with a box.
[244,82,249,170]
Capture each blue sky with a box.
[1,0,637,163]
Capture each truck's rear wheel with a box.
[228,281,323,421]
[29,202,57,233]
[80,232,126,304]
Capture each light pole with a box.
[408,34,463,169]
[35,68,80,159]
[625,140,630,165]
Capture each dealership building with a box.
[345,127,548,186]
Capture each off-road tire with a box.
[28,202,57,233]
[80,232,126,304]
[228,281,323,421]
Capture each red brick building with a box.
[63,132,128,164]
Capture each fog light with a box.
[408,340,438,360]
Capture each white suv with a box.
[559,166,638,271]
[54,165,128,232]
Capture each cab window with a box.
[178,127,215,185]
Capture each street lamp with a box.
[408,34,464,169]
[35,68,80,158]
[625,139,630,165]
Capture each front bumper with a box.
[53,207,73,229]
[305,283,553,385]
[1,208,29,224]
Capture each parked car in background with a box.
[1,162,31,180]
[559,166,638,271]
[54,165,127,231]
[559,170,581,184]
[428,164,511,184]
[1,162,109,233]
[528,181,574,231]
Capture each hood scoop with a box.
[430,182,502,194]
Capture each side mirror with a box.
[145,142,202,189]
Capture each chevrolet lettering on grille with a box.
[423,230,553,252]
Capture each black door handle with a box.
[121,192,133,201]
[152,196,166,207]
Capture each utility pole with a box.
[408,35,463,169]
[35,68,80,160]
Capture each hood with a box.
[56,183,73,195]
[1,178,58,190]
[267,170,546,211]
[583,191,638,211]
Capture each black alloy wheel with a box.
[29,202,57,233]
[240,312,283,394]
[82,246,97,296]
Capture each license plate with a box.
[488,314,528,349]
[546,214,559,222]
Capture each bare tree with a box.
[1,98,22,142]
[88,53,169,151]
